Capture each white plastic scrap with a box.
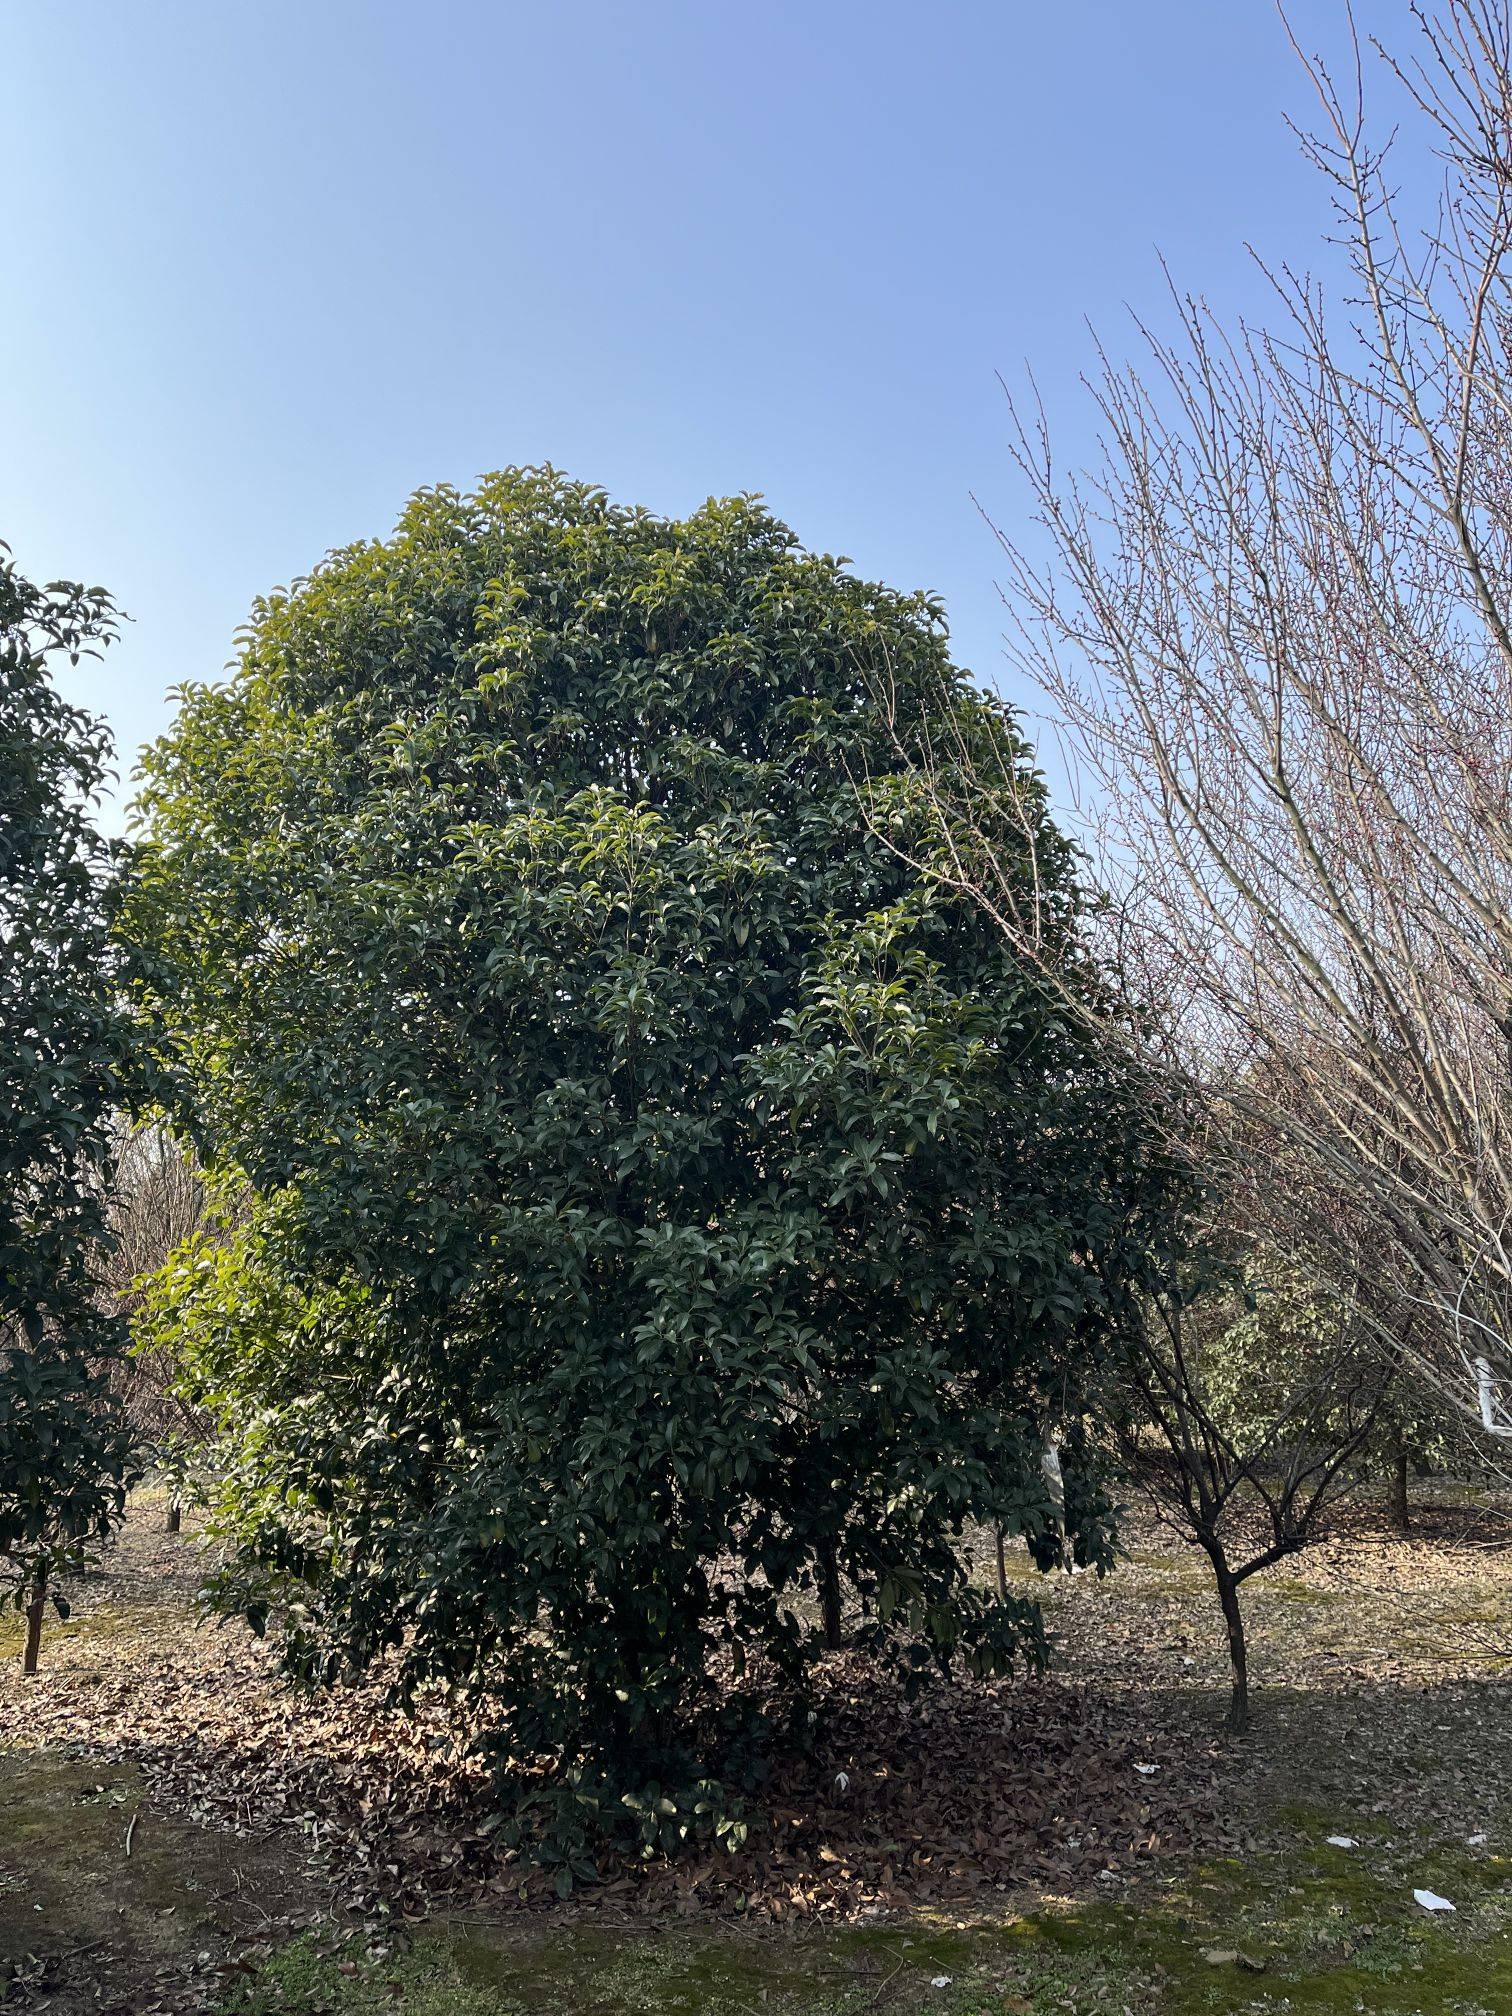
[1474,1356,1512,1438]
[1134,1762,1160,1777]
[1040,1440,1065,1509]
[1326,1835,1358,1849]
[1413,1889,1456,1913]
[930,1977,953,1990]
[1468,1832,1489,1846]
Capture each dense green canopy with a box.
[1,548,135,1640]
[127,471,1167,1869]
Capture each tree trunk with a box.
[818,1539,843,1651]
[165,1500,182,1535]
[22,1563,46,1678]
[995,1526,1008,1602]
[1206,1549,1249,1736]
[1389,1442,1410,1533]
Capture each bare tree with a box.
[101,1121,208,1527]
[1121,1260,1388,1734]
[895,2,1512,1444]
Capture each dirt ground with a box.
[2,1480,1510,2015]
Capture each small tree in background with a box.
[124,471,1177,1873]
[1123,1235,1390,1736]
[0,547,136,1672]
[1208,1260,1421,1526]
[1377,1377,1465,1534]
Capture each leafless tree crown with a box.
[956,3,1512,1432]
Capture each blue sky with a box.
[4,1,1412,828]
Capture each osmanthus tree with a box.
[1204,1244,1466,1536]
[0,547,136,1673]
[123,471,1175,1872]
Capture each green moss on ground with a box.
[229,1938,501,2016]
[0,1752,192,1961]
[0,1748,311,2010]
[214,1812,1512,2016]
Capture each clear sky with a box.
[3,1,1413,828]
